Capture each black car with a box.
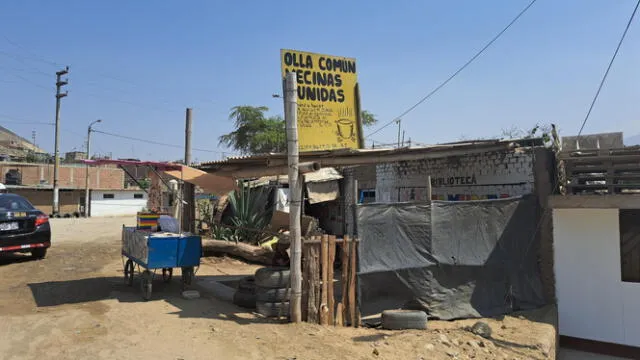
[0,193,50,259]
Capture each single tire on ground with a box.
[255,287,291,302]
[237,276,256,292]
[256,301,290,318]
[381,310,428,330]
[254,267,290,289]
[233,289,257,309]
[31,248,47,259]
[124,259,134,286]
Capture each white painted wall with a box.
[553,209,640,347]
[90,190,147,217]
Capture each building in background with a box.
[64,151,87,163]
[0,125,48,162]
[0,162,140,217]
[90,189,148,217]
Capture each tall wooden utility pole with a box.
[53,67,68,214]
[284,72,302,322]
[182,108,195,233]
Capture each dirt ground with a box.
[0,217,555,360]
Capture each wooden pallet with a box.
[561,148,640,194]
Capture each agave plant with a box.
[224,183,274,245]
[209,224,237,242]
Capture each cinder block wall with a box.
[352,164,377,190]
[375,151,535,202]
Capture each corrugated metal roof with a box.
[197,138,543,170]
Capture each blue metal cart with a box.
[122,226,202,300]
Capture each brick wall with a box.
[12,188,83,215]
[375,150,535,203]
[0,163,124,189]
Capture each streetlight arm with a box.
[88,119,102,132]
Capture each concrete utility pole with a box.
[84,119,102,217]
[182,108,195,233]
[284,72,302,322]
[53,67,69,214]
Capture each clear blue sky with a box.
[1,0,638,161]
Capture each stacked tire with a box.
[233,276,257,309]
[254,267,291,318]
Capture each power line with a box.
[0,62,183,113]
[92,129,236,155]
[0,113,53,125]
[0,113,234,157]
[365,0,538,140]
[0,63,50,77]
[2,36,62,68]
[516,0,640,274]
[2,37,218,109]
[0,120,53,126]
[80,90,183,114]
[10,73,51,91]
[577,0,640,138]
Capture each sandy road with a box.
[0,217,553,360]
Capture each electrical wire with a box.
[576,0,640,138]
[0,113,53,126]
[80,90,183,114]
[0,112,236,158]
[2,36,62,68]
[10,73,51,91]
[517,0,640,271]
[0,63,50,77]
[91,129,236,155]
[365,0,538,140]
[2,37,218,108]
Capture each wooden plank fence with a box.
[302,235,360,327]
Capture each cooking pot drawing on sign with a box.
[336,107,356,141]
[336,118,356,140]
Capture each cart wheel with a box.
[141,270,152,301]
[181,267,194,289]
[124,260,134,286]
[162,268,173,283]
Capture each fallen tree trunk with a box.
[202,238,274,265]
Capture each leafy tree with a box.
[361,110,378,127]
[218,106,285,155]
[220,106,379,154]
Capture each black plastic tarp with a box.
[357,196,545,320]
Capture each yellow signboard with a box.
[280,49,361,152]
